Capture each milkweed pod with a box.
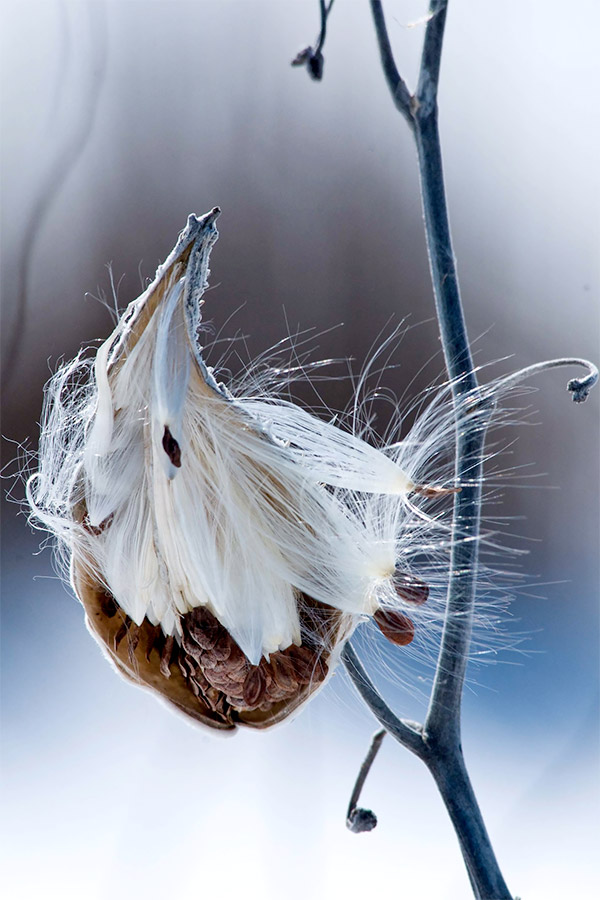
[27,210,433,731]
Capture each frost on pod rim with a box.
[27,209,453,731]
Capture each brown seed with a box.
[82,513,114,536]
[242,666,266,707]
[185,606,221,651]
[210,655,247,680]
[412,483,460,498]
[393,571,429,605]
[213,694,231,718]
[210,673,248,696]
[259,657,276,691]
[181,631,203,663]
[224,642,249,674]
[374,608,415,646]
[199,650,219,672]
[287,645,320,685]
[270,653,298,693]
[210,630,233,663]
[162,425,182,467]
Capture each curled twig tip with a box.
[347,807,378,833]
[568,375,597,403]
[490,357,598,403]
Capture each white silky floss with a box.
[28,209,439,668]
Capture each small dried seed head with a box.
[347,807,378,833]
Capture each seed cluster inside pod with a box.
[75,555,345,731]
[28,210,452,732]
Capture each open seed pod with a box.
[30,210,426,732]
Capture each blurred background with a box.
[1,2,598,898]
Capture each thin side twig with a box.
[369,1,413,127]
[315,0,335,57]
[490,357,599,403]
[346,729,386,833]
[291,0,336,81]
[341,643,425,757]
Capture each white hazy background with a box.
[1,2,599,899]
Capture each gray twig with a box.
[346,729,386,833]
[342,643,426,757]
[295,1,596,896]
[354,4,512,896]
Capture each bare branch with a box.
[366,0,484,750]
[296,2,593,896]
[351,2,513,895]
